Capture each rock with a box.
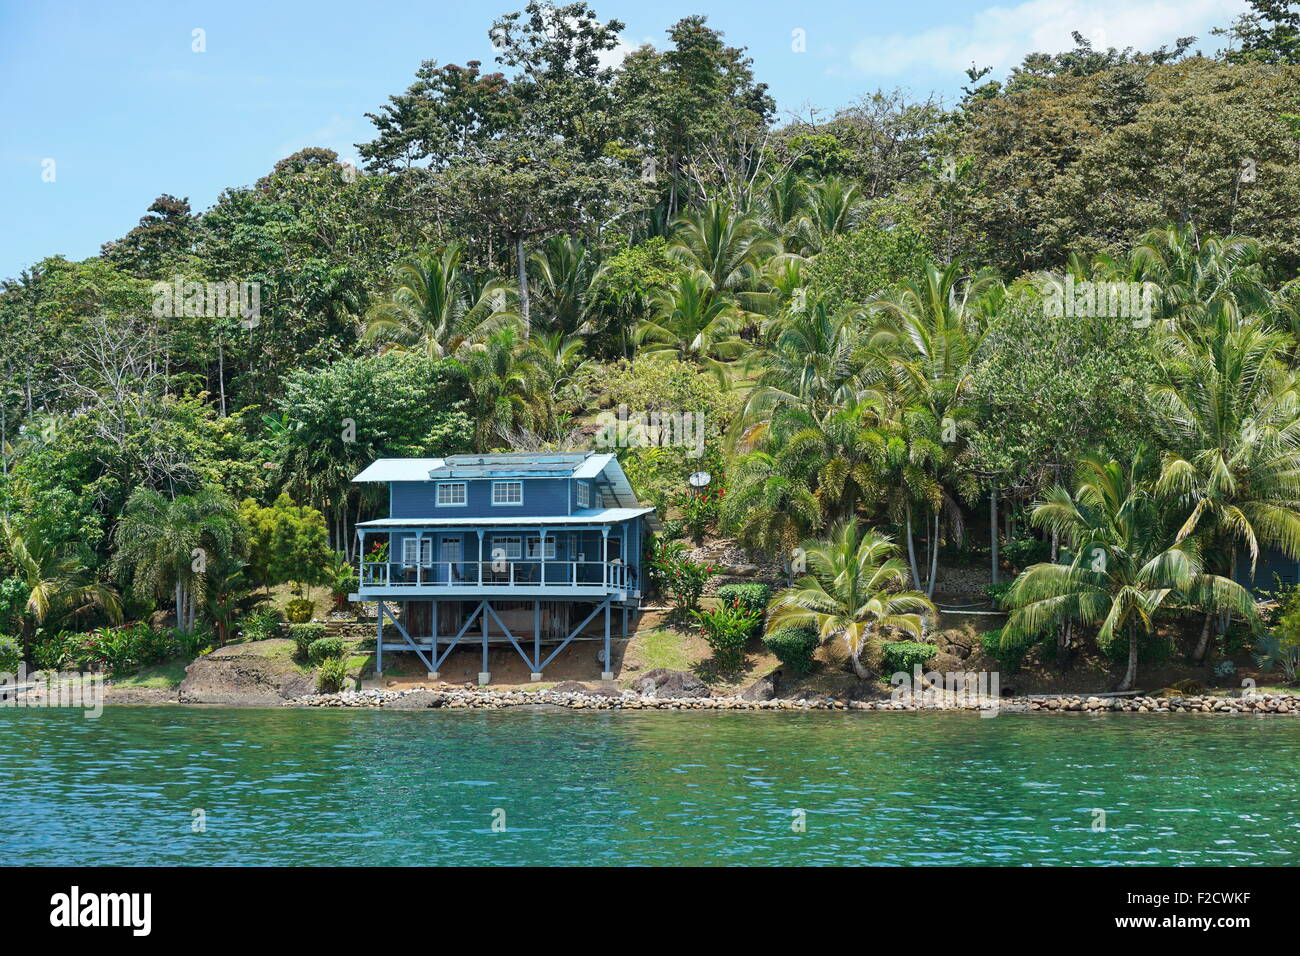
[549,681,593,694]
[635,668,711,699]
[178,642,315,705]
[739,673,778,701]
[386,690,444,709]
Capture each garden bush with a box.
[290,622,327,660]
[692,602,761,670]
[285,597,315,624]
[316,656,351,693]
[979,628,1029,673]
[763,624,819,675]
[881,641,937,675]
[239,608,282,642]
[716,583,771,616]
[646,541,715,612]
[0,635,21,674]
[307,636,345,664]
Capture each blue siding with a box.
[391,478,572,519]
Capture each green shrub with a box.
[763,624,819,675]
[716,583,771,616]
[316,656,352,693]
[307,636,345,664]
[980,628,1029,673]
[239,608,282,642]
[881,641,936,675]
[984,581,1014,609]
[289,622,327,660]
[692,602,761,670]
[0,635,21,674]
[1001,537,1050,570]
[285,598,315,624]
[29,631,73,671]
[646,541,716,612]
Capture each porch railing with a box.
[359,559,632,591]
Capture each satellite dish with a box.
[688,471,711,488]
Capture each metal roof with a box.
[353,458,446,482]
[357,507,655,528]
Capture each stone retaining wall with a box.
[289,688,1300,714]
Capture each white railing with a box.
[359,559,630,591]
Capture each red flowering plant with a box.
[645,539,716,614]
[671,476,725,546]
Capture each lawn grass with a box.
[110,657,191,689]
[632,626,695,672]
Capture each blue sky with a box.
[0,0,1248,280]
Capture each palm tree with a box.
[666,200,778,294]
[635,272,745,381]
[722,447,821,580]
[1,519,122,645]
[528,236,601,338]
[112,487,244,634]
[363,242,515,358]
[1004,451,1256,691]
[1131,224,1269,329]
[869,260,1002,595]
[1150,315,1300,661]
[767,523,934,679]
[457,326,545,451]
[795,177,863,255]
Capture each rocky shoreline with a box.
[288,687,1300,714]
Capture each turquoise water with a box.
[1,706,1297,865]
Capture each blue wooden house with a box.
[351,452,657,684]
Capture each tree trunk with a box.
[515,234,530,338]
[926,511,940,600]
[1119,623,1139,691]
[218,339,227,417]
[175,578,185,633]
[848,645,872,680]
[1192,610,1214,665]
[1057,621,1072,670]
[989,487,999,585]
[905,504,922,591]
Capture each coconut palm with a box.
[112,486,244,634]
[363,242,515,358]
[458,326,545,450]
[1150,315,1300,660]
[767,523,934,679]
[528,236,602,338]
[795,177,864,255]
[1130,224,1269,329]
[1,519,122,642]
[666,200,778,294]
[635,272,746,381]
[1004,451,1256,691]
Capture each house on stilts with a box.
[350,452,657,684]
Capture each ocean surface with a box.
[2,705,1296,865]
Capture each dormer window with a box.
[436,482,466,506]
[492,481,523,506]
[576,481,590,508]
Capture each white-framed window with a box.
[492,481,523,506]
[436,482,467,506]
[527,536,557,559]
[491,535,522,559]
[576,481,590,508]
[402,538,432,566]
[594,491,604,509]
[439,536,462,563]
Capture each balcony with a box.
[354,558,637,599]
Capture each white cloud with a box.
[274,114,361,166]
[849,0,1247,78]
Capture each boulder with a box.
[635,668,711,699]
[739,673,778,701]
[386,690,445,709]
[550,681,593,694]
